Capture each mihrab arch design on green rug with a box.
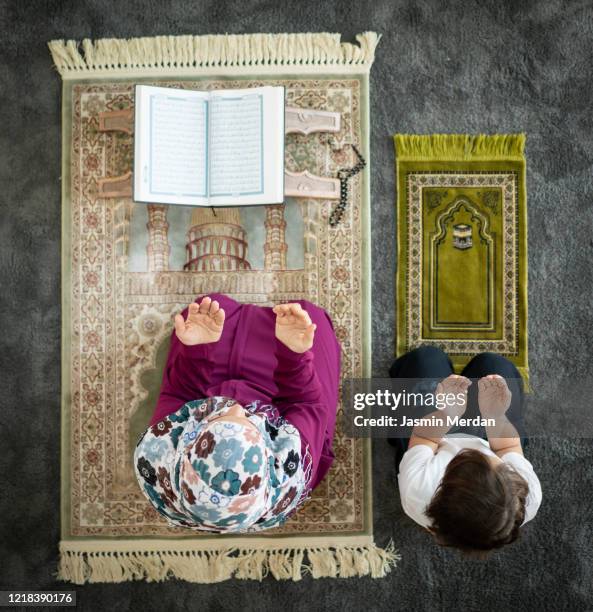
[428,193,497,333]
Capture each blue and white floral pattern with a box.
[242,445,263,475]
[141,437,169,463]
[133,395,312,534]
[191,459,211,484]
[212,438,243,469]
[210,469,242,495]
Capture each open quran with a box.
[133,84,285,207]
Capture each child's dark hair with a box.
[425,448,529,556]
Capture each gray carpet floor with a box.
[1,0,592,610]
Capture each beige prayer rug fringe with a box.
[58,540,399,584]
[48,32,380,78]
[49,31,397,584]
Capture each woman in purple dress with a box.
[133,293,341,533]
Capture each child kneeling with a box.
[390,346,542,554]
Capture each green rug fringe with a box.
[394,133,525,161]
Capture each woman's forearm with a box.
[150,332,215,425]
[273,339,328,481]
[273,339,322,405]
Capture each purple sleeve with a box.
[273,339,328,480]
[149,329,215,427]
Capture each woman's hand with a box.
[435,374,472,419]
[273,303,316,353]
[174,296,225,346]
[478,375,512,418]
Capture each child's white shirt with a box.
[397,434,542,529]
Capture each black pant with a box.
[388,346,527,468]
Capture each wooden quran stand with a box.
[97,107,342,200]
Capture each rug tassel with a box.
[335,547,359,578]
[56,542,399,584]
[367,540,400,578]
[353,547,371,575]
[162,551,205,583]
[234,548,268,581]
[307,547,338,578]
[394,133,526,160]
[48,32,381,77]
[268,548,300,581]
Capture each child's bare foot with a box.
[174,296,225,346]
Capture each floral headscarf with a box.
[133,396,312,533]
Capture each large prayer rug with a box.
[394,134,529,384]
[50,32,397,584]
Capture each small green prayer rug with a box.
[394,134,529,384]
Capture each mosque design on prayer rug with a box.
[394,134,529,385]
[51,32,397,583]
